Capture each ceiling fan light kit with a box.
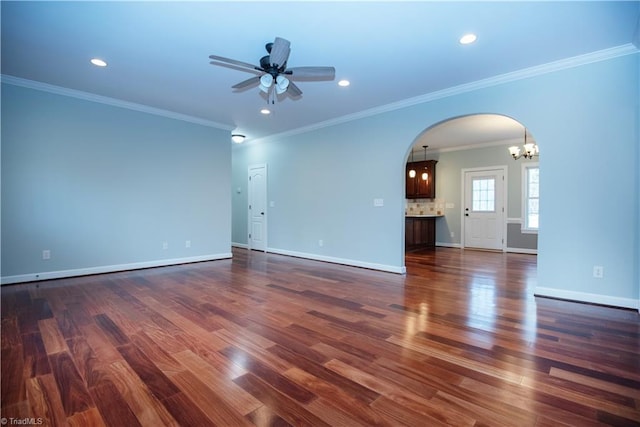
[209,36,335,104]
[259,74,273,93]
[275,75,290,94]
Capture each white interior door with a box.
[248,164,267,251]
[463,168,505,250]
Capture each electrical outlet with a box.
[185,240,191,248]
[450,232,455,238]
[162,242,168,250]
[318,240,324,247]
[42,250,51,260]
[593,265,604,278]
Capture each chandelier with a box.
[508,128,539,160]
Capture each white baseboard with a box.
[266,247,406,274]
[231,242,248,249]
[435,242,462,248]
[0,253,233,285]
[506,247,538,255]
[434,243,536,254]
[535,286,639,310]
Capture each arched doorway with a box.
[403,114,540,259]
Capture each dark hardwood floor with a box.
[2,247,639,426]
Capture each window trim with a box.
[521,162,539,234]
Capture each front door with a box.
[248,164,267,251]
[463,168,505,250]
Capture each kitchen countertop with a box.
[405,214,444,218]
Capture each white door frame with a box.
[248,163,268,252]
[460,165,508,251]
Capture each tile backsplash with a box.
[406,198,445,216]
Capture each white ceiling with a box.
[413,114,528,153]
[2,1,638,148]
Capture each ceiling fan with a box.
[209,37,335,102]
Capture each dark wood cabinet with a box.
[405,217,436,249]
[406,160,437,199]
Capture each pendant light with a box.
[421,145,429,181]
[408,149,416,178]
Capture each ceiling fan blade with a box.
[287,81,303,97]
[287,66,336,80]
[232,76,261,90]
[269,37,291,68]
[209,61,263,76]
[209,54,260,71]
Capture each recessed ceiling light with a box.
[90,58,107,67]
[260,108,271,115]
[459,34,477,45]
[338,79,350,87]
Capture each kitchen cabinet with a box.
[406,160,437,199]
[405,217,436,249]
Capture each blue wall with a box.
[232,119,407,272]
[1,84,231,283]
[2,53,637,309]
[232,53,639,308]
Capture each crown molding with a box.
[0,74,234,131]
[250,43,639,145]
[4,43,637,142]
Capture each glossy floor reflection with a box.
[1,247,638,426]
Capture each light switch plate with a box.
[373,198,384,207]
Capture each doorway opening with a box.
[403,114,539,265]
